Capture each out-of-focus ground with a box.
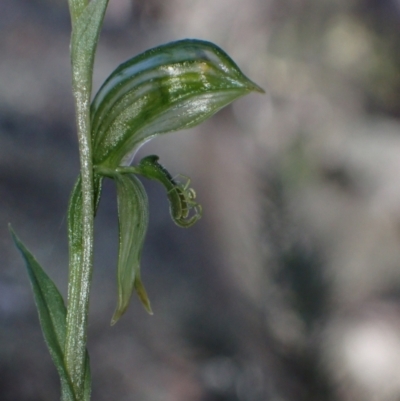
[1,0,400,400]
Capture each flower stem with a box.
[64,0,98,398]
[68,0,88,25]
[64,95,94,398]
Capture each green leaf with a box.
[9,227,76,401]
[91,39,264,167]
[112,173,151,325]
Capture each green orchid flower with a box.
[82,39,264,322]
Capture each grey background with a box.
[1,0,400,400]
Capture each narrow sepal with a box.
[112,173,151,325]
[91,39,264,167]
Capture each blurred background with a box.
[2,0,400,400]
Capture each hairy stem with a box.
[64,93,94,398]
[68,0,88,26]
[65,0,96,397]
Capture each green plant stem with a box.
[68,0,88,25]
[65,0,95,397]
[65,94,94,397]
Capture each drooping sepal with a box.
[91,39,264,167]
[136,155,202,228]
[112,173,151,325]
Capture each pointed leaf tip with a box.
[134,275,153,315]
[249,81,265,94]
